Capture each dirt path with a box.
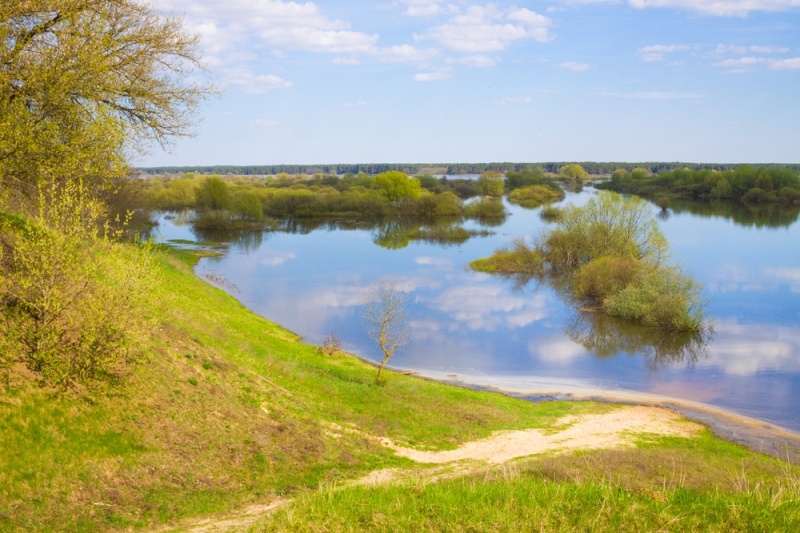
[155,405,700,532]
[380,405,699,464]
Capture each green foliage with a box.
[559,163,588,181]
[573,256,643,301]
[372,171,422,205]
[463,198,507,220]
[504,168,557,191]
[0,0,211,203]
[539,205,563,221]
[196,176,231,210]
[478,171,504,197]
[605,267,706,330]
[256,462,800,532]
[655,195,671,210]
[0,181,158,386]
[599,165,800,205]
[469,239,543,275]
[471,192,705,331]
[508,185,565,209]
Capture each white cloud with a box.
[422,5,552,53]
[413,70,453,81]
[638,44,689,62]
[415,256,452,268]
[427,284,547,330]
[614,91,705,99]
[332,57,361,65]
[714,57,767,67]
[770,57,800,70]
[531,338,588,363]
[399,0,451,17]
[223,69,293,93]
[372,44,439,63]
[495,96,532,104]
[763,267,800,290]
[560,61,590,71]
[627,0,800,16]
[750,45,790,53]
[343,101,367,107]
[449,54,498,67]
[252,119,284,127]
[258,249,296,265]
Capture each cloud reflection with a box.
[702,320,800,376]
[427,284,547,331]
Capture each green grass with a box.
[1,245,797,532]
[166,239,218,245]
[253,467,800,532]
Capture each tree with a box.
[372,171,421,206]
[478,171,504,197]
[196,176,231,210]
[360,278,410,385]
[545,192,669,269]
[0,0,213,205]
[559,164,588,182]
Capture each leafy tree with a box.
[360,278,410,385]
[559,164,588,181]
[0,180,158,386]
[478,171,504,197]
[0,0,213,204]
[372,171,421,205]
[196,176,231,210]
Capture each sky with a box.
[142,0,800,166]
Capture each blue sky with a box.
[144,0,800,166]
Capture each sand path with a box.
[159,405,699,532]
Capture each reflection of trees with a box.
[670,200,800,229]
[372,219,492,250]
[565,311,712,370]
[193,227,268,253]
[373,220,410,250]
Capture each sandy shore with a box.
[401,369,800,462]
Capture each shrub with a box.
[605,267,705,330]
[508,185,564,209]
[464,198,506,219]
[539,205,563,221]
[573,256,643,301]
[0,181,159,387]
[470,239,543,274]
[196,176,230,210]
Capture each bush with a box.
[464,198,506,219]
[508,185,564,209]
[470,239,543,274]
[196,176,230,210]
[605,267,705,330]
[539,205,563,221]
[0,181,158,387]
[573,256,643,301]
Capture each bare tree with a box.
[361,278,410,385]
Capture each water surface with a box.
[155,192,800,432]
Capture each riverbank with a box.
[397,370,800,462]
[2,245,798,531]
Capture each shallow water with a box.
[154,191,800,432]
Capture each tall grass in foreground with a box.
[253,464,800,532]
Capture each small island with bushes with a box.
[471,192,707,332]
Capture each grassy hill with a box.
[1,247,798,532]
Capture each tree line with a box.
[137,162,800,176]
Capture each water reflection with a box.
[565,311,711,370]
[669,200,800,228]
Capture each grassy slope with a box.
[0,248,607,532]
[1,247,797,531]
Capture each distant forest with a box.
[136,162,800,176]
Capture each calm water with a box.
[155,192,800,432]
